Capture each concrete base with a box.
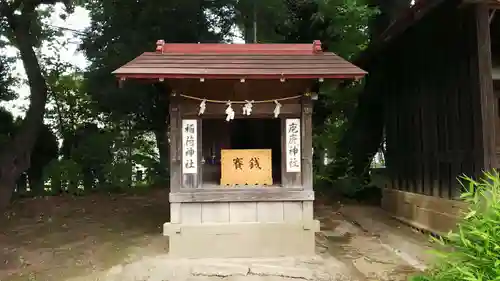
[98,255,349,281]
[164,221,320,258]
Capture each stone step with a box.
[101,256,353,281]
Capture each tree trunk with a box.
[349,88,384,179]
[252,1,258,43]
[329,0,407,184]
[0,19,50,208]
[153,83,170,184]
[334,68,385,184]
[16,173,28,196]
[155,128,170,175]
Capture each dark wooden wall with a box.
[374,2,496,199]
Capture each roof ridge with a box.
[154,40,323,55]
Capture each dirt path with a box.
[314,201,434,280]
[0,190,170,281]
[1,192,435,281]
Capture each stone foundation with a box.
[165,201,319,258]
[164,221,319,258]
[381,188,467,235]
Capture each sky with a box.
[1,4,91,118]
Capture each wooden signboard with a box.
[182,119,198,174]
[285,118,301,172]
[221,149,272,185]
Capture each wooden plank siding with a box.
[371,3,496,233]
[378,3,496,200]
[169,93,182,193]
[170,201,313,224]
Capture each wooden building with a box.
[360,0,500,235]
[112,41,365,258]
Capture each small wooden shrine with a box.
[113,40,366,258]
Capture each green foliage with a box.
[314,83,364,160]
[82,0,235,112]
[315,0,379,59]
[0,0,88,207]
[41,36,162,194]
[0,107,16,147]
[0,106,59,196]
[1,0,379,201]
[271,0,377,58]
[44,54,99,140]
[314,153,369,197]
[0,54,18,102]
[265,0,378,189]
[411,171,500,281]
[80,0,239,186]
[43,159,85,195]
[102,161,133,191]
[26,124,59,193]
[233,0,286,43]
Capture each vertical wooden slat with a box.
[302,201,314,221]
[181,203,202,223]
[449,12,463,199]
[419,42,432,196]
[414,60,424,194]
[405,54,414,193]
[301,95,313,191]
[434,30,447,198]
[375,2,494,204]
[283,202,303,222]
[170,93,181,193]
[171,203,181,223]
[229,202,257,222]
[281,118,288,188]
[257,202,284,222]
[464,17,476,169]
[429,38,441,197]
[397,66,406,192]
[415,31,427,196]
[473,4,496,172]
[381,60,391,185]
[398,55,409,192]
[201,202,229,223]
[197,118,203,187]
[457,8,475,187]
[384,59,398,191]
[407,56,417,193]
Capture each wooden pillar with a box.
[197,119,203,186]
[301,95,313,190]
[169,93,181,193]
[473,4,496,172]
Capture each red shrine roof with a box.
[112,40,366,80]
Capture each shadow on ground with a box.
[0,189,170,281]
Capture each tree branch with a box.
[0,0,22,14]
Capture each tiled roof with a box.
[112,40,366,80]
